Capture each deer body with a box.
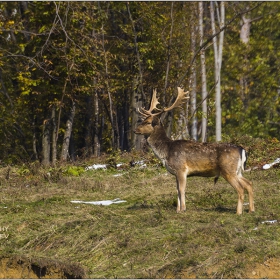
[135,88,254,214]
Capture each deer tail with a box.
[241,148,247,172]
[237,147,247,176]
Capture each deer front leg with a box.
[176,171,187,213]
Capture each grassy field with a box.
[1,137,280,278]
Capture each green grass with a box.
[1,142,280,278]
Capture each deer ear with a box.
[152,116,160,127]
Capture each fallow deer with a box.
[134,87,254,214]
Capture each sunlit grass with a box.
[1,142,280,278]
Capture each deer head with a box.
[134,87,189,136]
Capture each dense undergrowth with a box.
[0,137,280,278]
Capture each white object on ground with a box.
[261,220,277,224]
[132,160,147,168]
[263,158,280,170]
[85,160,148,171]
[113,173,124,177]
[85,164,107,171]
[71,198,126,206]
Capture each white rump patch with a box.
[237,149,246,176]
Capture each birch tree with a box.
[239,6,262,108]
[127,2,144,150]
[210,1,225,142]
[199,2,208,142]
[190,13,198,141]
[61,101,76,161]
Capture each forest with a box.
[0,1,280,165]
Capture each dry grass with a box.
[0,141,280,278]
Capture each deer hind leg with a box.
[239,176,255,213]
[223,175,245,215]
[176,171,187,213]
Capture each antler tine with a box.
[137,89,162,117]
[150,89,161,112]
[163,87,189,112]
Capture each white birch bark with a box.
[131,78,143,150]
[240,15,251,44]
[199,2,208,142]
[210,1,224,142]
[61,102,76,161]
[190,17,197,141]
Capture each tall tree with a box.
[210,1,225,142]
[199,2,208,142]
[190,9,198,141]
[61,101,76,161]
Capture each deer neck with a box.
[147,124,171,162]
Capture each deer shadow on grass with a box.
[127,201,155,210]
[212,205,236,213]
[202,205,247,214]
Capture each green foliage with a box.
[222,2,280,139]
[63,166,85,177]
[16,164,31,176]
[0,2,280,163]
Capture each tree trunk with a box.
[127,2,144,98]
[190,14,197,141]
[61,101,76,161]
[210,1,225,142]
[123,98,130,151]
[240,14,251,44]
[127,3,145,151]
[165,111,173,138]
[118,97,129,151]
[240,12,251,108]
[93,90,100,157]
[178,106,190,140]
[51,105,57,165]
[163,2,174,101]
[42,119,50,166]
[131,78,144,150]
[164,3,176,139]
[199,1,208,142]
[84,95,93,158]
[32,116,38,160]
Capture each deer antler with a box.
[137,89,162,117]
[137,87,189,118]
[163,87,189,112]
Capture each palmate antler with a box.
[137,89,161,118]
[137,87,189,118]
[163,87,189,112]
